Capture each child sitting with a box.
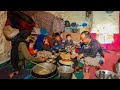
[40,36,51,51]
[28,40,37,56]
[64,34,74,48]
[78,39,85,54]
[51,33,63,52]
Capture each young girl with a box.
[28,40,37,56]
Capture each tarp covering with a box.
[23,11,64,35]
[6,11,35,32]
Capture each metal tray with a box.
[96,70,119,79]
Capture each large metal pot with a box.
[96,70,119,79]
[31,63,57,79]
[58,66,74,79]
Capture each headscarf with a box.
[11,30,31,71]
[40,28,49,36]
[44,36,51,43]
[35,34,45,51]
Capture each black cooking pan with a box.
[31,62,57,79]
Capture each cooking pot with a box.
[96,70,119,79]
[31,62,57,79]
[58,66,74,79]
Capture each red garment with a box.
[5,18,11,26]
[43,36,51,50]
[7,11,35,32]
[28,48,35,55]
[16,17,35,32]
[44,44,50,50]
[75,48,79,53]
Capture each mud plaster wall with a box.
[0,11,11,64]
[91,11,119,44]
[23,11,93,33]
[46,11,93,33]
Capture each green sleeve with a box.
[19,42,39,61]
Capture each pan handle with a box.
[30,61,38,65]
[57,62,61,67]
[30,61,48,70]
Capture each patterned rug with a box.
[0,64,31,79]
[0,59,36,79]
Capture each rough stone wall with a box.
[0,11,11,63]
[92,11,119,34]
[23,11,93,33]
[92,11,119,44]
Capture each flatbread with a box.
[38,69,50,75]
[59,60,74,65]
[60,53,71,60]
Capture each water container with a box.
[115,59,120,75]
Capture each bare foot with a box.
[9,71,19,79]
[9,72,15,79]
[15,71,19,74]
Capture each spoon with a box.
[30,61,48,70]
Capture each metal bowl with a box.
[46,59,56,64]
[58,66,74,79]
[96,70,119,79]
[31,63,57,79]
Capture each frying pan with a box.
[31,62,57,79]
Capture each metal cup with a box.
[84,67,89,73]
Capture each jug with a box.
[115,59,120,76]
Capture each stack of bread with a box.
[60,52,73,65]
[60,53,71,61]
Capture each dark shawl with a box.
[11,30,31,71]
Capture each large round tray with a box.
[96,70,119,79]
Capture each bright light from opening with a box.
[92,23,115,44]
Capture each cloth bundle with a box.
[3,25,19,39]
[31,11,55,35]
[80,56,105,67]
[52,17,65,33]
[31,27,40,35]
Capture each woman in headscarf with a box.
[10,30,40,78]
[35,28,49,51]
[40,28,49,36]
